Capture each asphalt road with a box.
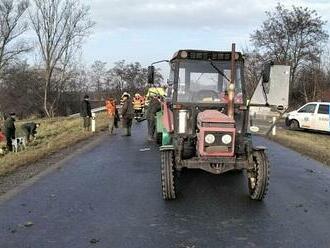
[0,123,329,248]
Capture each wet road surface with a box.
[0,123,329,248]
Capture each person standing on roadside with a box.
[4,112,16,152]
[121,92,134,136]
[80,95,92,131]
[147,95,162,141]
[105,98,117,134]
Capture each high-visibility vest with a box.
[133,97,143,109]
[105,101,116,117]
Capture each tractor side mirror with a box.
[250,64,290,109]
[261,62,273,94]
[262,62,272,83]
[148,66,155,85]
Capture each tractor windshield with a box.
[175,60,243,104]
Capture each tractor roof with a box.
[171,49,244,62]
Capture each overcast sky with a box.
[81,0,330,74]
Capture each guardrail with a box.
[69,106,106,118]
[69,105,122,118]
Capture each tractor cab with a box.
[169,50,244,105]
[167,50,247,140]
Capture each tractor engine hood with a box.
[196,110,236,157]
[197,110,235,127]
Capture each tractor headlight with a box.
[221,134,232,145]
[205,134,216,144]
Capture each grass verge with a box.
[0,113,109,176]
[270,128,330,166]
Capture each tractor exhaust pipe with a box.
[227,43,236,119]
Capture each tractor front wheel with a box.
[247,150,270,201]
[161,150,176,200]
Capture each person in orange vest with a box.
[139,95,146,108]
[133,93,143,109]
[105,98,118,134]
[133,93,145,119]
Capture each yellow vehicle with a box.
[145,87,166,106]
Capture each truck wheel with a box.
[161,150,176,200]
[289,120,299,130]
[248,150,270,201]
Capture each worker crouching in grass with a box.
[121,92,134,136]
[21,122,40,143]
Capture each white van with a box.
[286,102,330,132]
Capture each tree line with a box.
[0,59,163,117]
[245,3,330,107]
[0,1,329,118]
[0,0,163,118]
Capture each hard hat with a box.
[122,92,130,98]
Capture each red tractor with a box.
[148,44,290,201]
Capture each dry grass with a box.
[271,128,330,166]
[0,113,109,176]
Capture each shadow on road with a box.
[164,169,268,215]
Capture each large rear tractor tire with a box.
[247,150,270,201]
[161,150,176,200]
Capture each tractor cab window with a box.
[166,69,175,100]
[176,60,243,103]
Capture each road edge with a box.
[0,133,108,205]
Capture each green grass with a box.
[0,113,109,176]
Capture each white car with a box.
[286,102,330,132]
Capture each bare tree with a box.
[0,62,44,117]
[242,49,265,98]
[0,0,29,73]
[90,60,108,100]
[29,0,94,117]
[72,65,89,93]
[250,3,329,103]
[108,60,163,93]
